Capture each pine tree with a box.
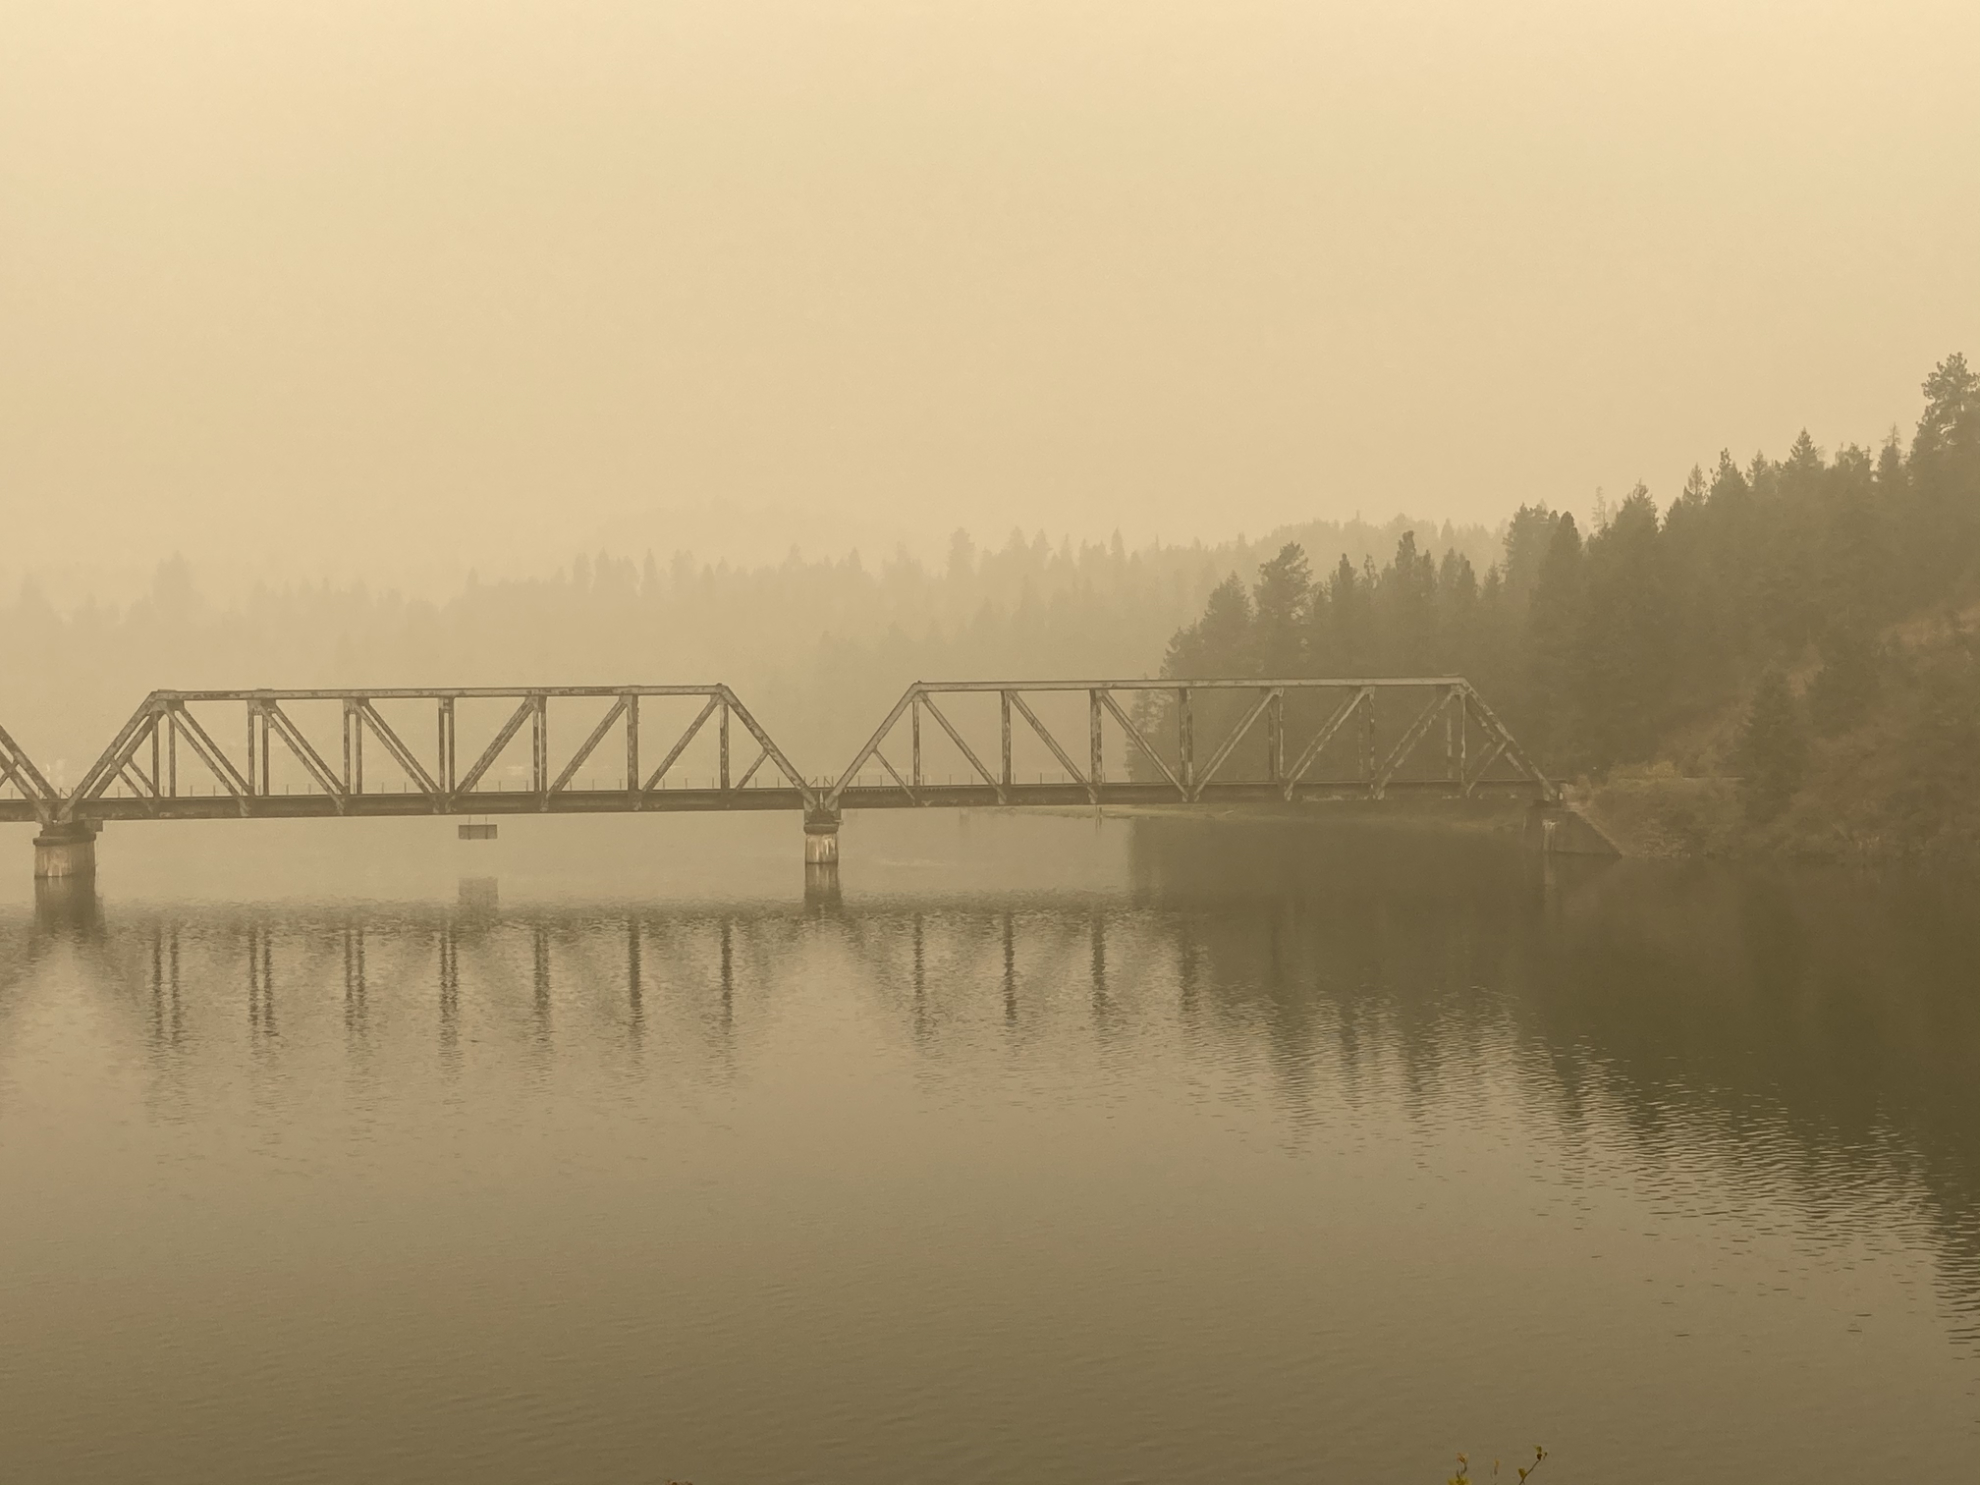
[1578,484,1673,766]
[1377,531,1438,672]
[1165,575,1252,678]
[1524,514,1585,770]
[1737,669,1808,823]
[1497,505,1558,613]
[1312,553,1370,677]
[1436,549,1479,678]
[1251,543,1311,676]
[1912,352,1980,471]
[1808,626,1881,736]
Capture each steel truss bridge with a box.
[1,678,1556,872]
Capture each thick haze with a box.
[5,0,1976,598]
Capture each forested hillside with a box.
[1159,354,1980,856]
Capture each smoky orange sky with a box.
[4,0,1977,595]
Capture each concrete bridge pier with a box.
[803,806,841,866]
[34,875,100,931]
[803,806,842,907]
[804,861,843,909]
[33,821,100,880]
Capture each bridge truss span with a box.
[826,677,1557,812]
[56,686,818,826]
[7,675,1565,881]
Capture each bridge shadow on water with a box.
[8,816,1980,1342]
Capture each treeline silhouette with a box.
[1160,355,1980,847]
[0,514,1493,779]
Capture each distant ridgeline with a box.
[1159,355,1980,858]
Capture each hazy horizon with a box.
[7,1,1976,598]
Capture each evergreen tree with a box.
[1377,531,1438,672]
[1497,505,1558,613]
[1524,514,1585,768]
[1162,574,1253,678]
[1436,549,1480,678]
[1578,485,1673,765]
[1911,354,1980,578]
[1737,669,1807,822]
[1808,626,1881,737]
[1251,543,1311,676]
[1912,352,1980,472]
[1312,553,1371,677]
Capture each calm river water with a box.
[2,809,1978,1482]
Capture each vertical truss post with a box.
[167,706,178,797]
[1000,691,1013,789]
[1089,689,1103,797]
[1267,689,1284,784]
[719,699,731,791]
[246,705,258,797]
[149,712,162,797]
[438,697,456,796]
[1445,687,1456,780]
[343,699,364,796]
[911,696,922,790]
[1178,687,1195,793]
[259,707,270,796]
[626,693,640,802]
[1455,685,1467,782]
[1360,688,1374,787]
[531,693,548,800]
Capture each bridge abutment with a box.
[1526,802,1620,856]
[33,821,100,880]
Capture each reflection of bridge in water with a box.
[0,677,1569,882]
[3,894,1223,1083]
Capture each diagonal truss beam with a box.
[919,693,1006,802]
[825,688,919,807]
[454,699,535,797]
[356,700,441,799]
[551,696,629,794]
[869,748,918,803]
[1462,688,1558,801]
[1281,688,1368,798]
[259,700,347,810]
[641,694,720,792]
[66,702,163,817]
[721,690,813,800]
[1097,689,1186,797]
[1462,736,1510,797]
[1006,692,1090,796]
[733,745,771,789]
[1370,689,1455,799]
[0,721,57,818]
[1189,687,1278,800]
[162,704,251,813]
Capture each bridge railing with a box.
[825,678,1556,809]
[57,686,819,823]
